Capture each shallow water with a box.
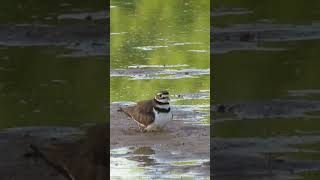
[110,146,209,180]
[110,0,210,122]
[213,1,320,179]
[0,2,106,129]
[110,0,210,179]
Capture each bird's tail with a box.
[118,106,134,118]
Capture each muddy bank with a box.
[111,67,209,80]
[213,99,320,179]
[213,23,320,42]
[0,124,107,180]
[212,11,320,54]
[213,99,320,121]
[110,104,210,179]
[0,23,108,56]
[0,127,79,180]
[211,8,253,17]
[212,136,320,179]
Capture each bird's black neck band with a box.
[154,106,171,113]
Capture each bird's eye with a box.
[159,94,162,98]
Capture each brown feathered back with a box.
[120,99,156,127]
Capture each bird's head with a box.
[155,90,170,103]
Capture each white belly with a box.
[154,111,172,127]
[145,109,172,131]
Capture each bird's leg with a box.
[137,123,146,133]
[141,128,147,133]
[138,124,143,132]
[144,125,159,133]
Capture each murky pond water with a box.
[111,146,209,180]
[0,1,107,129]
[110,0,209,179]
[213,1,320,179]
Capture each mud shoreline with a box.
[212,136,320,179]
[0,22,108,57]
[213,99,320,179]
[110,104,210,179]
[0,124,107,180]
[0,127,81,180]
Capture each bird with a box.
[120,90,173,132]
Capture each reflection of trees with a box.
[0,47,107,128]
[110,76,210,102]
[212,0,320,142]
[111,0,210,68]
[110,0,210,103]
[127,146,157,167]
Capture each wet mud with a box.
[0,124,107,180]
[212,8,320,54]
[212,7,320,179]
[213,99,320,179]
[212,136,320,179]
[111,67,210,80]
[214,99,320,120]
[0,23,108,57]
[110,104,210,179]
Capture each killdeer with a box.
[120,90,173,132]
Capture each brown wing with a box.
[120,99,155,127]
[120,106,135,118]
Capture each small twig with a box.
[29,144,74,180]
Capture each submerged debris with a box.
[22,124,108,180]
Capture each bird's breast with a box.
[153,109,172,127]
